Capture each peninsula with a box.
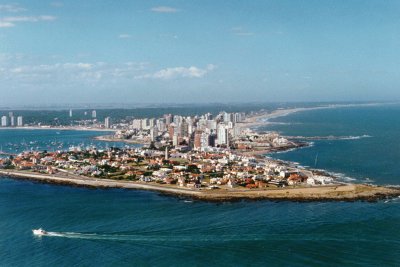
[1,107,399,202]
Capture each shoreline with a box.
[1,102,399,202]
[241,102,386,128]
[0,126,116,132]
[93,135,148,145]
[91,102,387,145]
[1,170,399,202]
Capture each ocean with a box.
[262,104,400,185]
[0,104,399,266]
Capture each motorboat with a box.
[32,228,47,236]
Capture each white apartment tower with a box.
[1,116,8,127]
[105,117,111,128]
[217,126,229,145]
[17,116,23,127]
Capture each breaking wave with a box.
[340,135,372,140]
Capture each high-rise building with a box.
[92,110,97,118]
[156,119,166,132]
[69,109,73,117]
[10,116,15,127]
[172,133,179,147]
[223,112,233,123]
[165,147,169,160]
[194,131,203,149]
[132,119,141,130]
[180,120,189,137]
[173,115,182,125]
[206,120,217,131]
[105,117,111,128]
[164,114,172,125]
[1,116,8,127]
[217,125,229,145]
[17,116,23,127]
[149,118,155,128]
[168,124,175,138]
[150,127,158,142]
[232,126,242,138]
[208,133,217,147]
[234,113,243,123]
[141,119,149,130]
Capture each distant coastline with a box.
[0,126,116,132]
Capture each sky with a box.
[1,0,400,106]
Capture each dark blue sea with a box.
[1,105,399,266]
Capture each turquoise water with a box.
[0,129,136,154]
[1,106,400,266]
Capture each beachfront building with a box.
[17,116,23,127]
[105,117,111,128]
[10,116,15,127]
[1,116,8,127]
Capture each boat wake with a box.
[34,231,280,242]
[33,231,400,243]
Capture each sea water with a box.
[0,105,399,266]
[263,104,400,185]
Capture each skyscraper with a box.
[105,117,111,128]
[150,127,158,142]
[1,116,8,127]
[217,125,229,146]
[17,116,23,127]
[10,116,15,127]
[92,110,97,118]
[69,109,73,117]
[194,131,203,149]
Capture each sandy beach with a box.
[240,102,385,128]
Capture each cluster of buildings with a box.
[1,112,23,127]
[112,111,247,149]
[0,144,334,189]
[0,109,334,189]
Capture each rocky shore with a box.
[1,170,399,202]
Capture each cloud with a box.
[0,4,26,13]
[136,64,215,80]
[231,27,254,36]
[151,6,179,13]
[0,15,56,28]
[0,60,151,86]
[118,34,131,39]
[0,21,14,28]
[50,2,64,8]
